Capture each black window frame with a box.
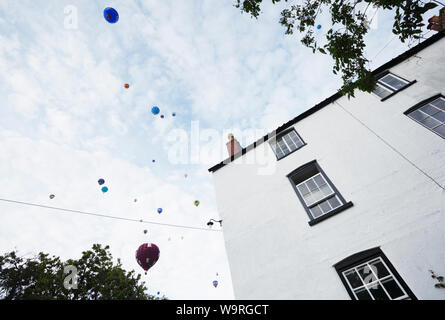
[403,94,445,139]
[269,128,306,161]
[373,71,416,102]
[334,247,417,300]
[287,160,353,226]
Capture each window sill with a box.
[380,80,417,102]
[308,201,353,226]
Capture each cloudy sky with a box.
[0,0,432,299]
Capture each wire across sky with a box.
[0,198,222,232]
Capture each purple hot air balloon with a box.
[213,280,218,288]
[136,243,160,274]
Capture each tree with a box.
[235,0,440,97]
[0,244,164,300]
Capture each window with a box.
[287,161,353,226]
[334,247,417,300]
[270,129,305,160]
[406,96,445,139]
[372,73,412,100]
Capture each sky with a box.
[0,0,435,299]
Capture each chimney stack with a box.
[427,7,445,32]
[226,133,242,157]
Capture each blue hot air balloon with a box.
[104,7,119,24]
[152,159,156,163]
[317,24,322,29]
[157,208,163,214]
[213,280,218,288]
[98,178,105,185]
[101,186,109,193]
[151,106,160,115]
[172,112,176,117]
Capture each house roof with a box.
[208,31,445,173]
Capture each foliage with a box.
[235,0,439,97]
[0,244,163,300]
[429,270,445,289]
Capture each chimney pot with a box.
[226,134,242,157]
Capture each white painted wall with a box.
[211,37,445,300]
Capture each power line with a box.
[0,198,222,232]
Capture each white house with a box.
[208,32,445,300]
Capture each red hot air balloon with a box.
[136,243,160,274]
[124,83,130,88]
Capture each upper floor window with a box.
[287,160,353,226]
[406,96,445,139]
[372,73,412,100]
[270,129,305,160]
[334,248,417,300]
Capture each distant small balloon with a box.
[151,106,160,115]
[134,198,137,202]
[213,280,218,288]
[157,291,160,295]
[184,174,188,178]
[172,112,176,117]
[98,179,105,185]
[157,208,163,214]
[152,159,156,163]
[49,194,55,199]
[317,24,322,29]
[124,83,130,89]
[160,115,164,119]
[144,230,148,234]
[194,200,200,207]
[101,186,109,193]
[181,236,184,240]
[103,7,119,24]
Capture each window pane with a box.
[328,196,341,209]
[354,287,373,300]
[319,199,332,213]
[420,104,440,116]
[344,270,363,289]
[420,116,441,129]
[320,184,333,197]
[433,125,445,138]
[309,205,323,218]
[283,135,297,151]
[303,193,315,206]
[380,74,407,90]
[373,85,392,99]
[409,110,428,122]
[369,260,390,279]
[313,174,326,187]
[431,111,445,122]
[297,183,310,196]
[357,265,378,284]
[381,278,405,299]
[306,179,318,191]
[430,98,445,111]
[278,139,290,154]
[367,282,390,300]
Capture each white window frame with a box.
[270,129,305,159]
[342,257,410,300]
[372,72,410,99]
[407,97,445,139]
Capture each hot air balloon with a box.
[124,83,130,89]
[143,229,148,234]
[134,198,137,202]
[213,280,218,288]
[317,24,322,29]
[194,200,200,207]
[160,115,164,119]
[184,174,188,178]
[157,291,160,295]
[101,186,109,193]
[98,178,105,185]
[157,208,163,214]
[181,236,184,240]
[135,243,160,274]
[104,7,119,23]
[152,159,156,163]
[151,106,160,115]
[172,112,176,117]
[49,194,55,199]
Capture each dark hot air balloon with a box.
[136,243,160,274]
[157,208,163,214]
[213,280,218,288]
[98,179,105,185]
